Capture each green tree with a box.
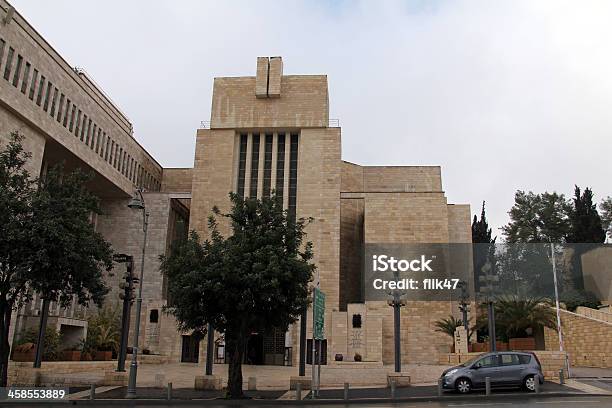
[161,193,315,398]
[27,164,114,365]
[601,197,612,241]
[0,133,35,385]
[472,201,496,244]
[566,186,606,244]
[502,191,571,243]
[565,186,606,289]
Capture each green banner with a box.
[313,288,325,340]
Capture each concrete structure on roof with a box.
[1,0,471,368]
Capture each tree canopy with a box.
[161,193,315,398]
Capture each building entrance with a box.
[244,328,286,365]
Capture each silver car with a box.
[441,351,544,393]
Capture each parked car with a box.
[440,351,544,393]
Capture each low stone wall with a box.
[439,351,567,379]
[575,306,612,324]
[8,355,170,386]
[545,308,612,368]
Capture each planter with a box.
[509,337,536,350]
[94,351,113,361]
[81,352,93,361]
[471,342,489,353]
[12,351,35,362]
[497,342,509,351]
[62,351,82,361]
[354,354,362,362]
[334,354,343,361]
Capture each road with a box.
[4,396,612,408]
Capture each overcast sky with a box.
[10,0,612,237]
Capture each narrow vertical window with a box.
[49,88,58,117]
[236,134,247,198]
[56,93,64,122]
[249,133,260,198]
[288,133,299,219]
[80,115,88,141]
[28,69,38,100]
[3,47,14,80]
[69,105,76,131]
[0,39,5,68]
[36,76,46,106]
[11,54,22,87]
[62,99,71,127]
[113,143,118,167]
[74,110,82,136]
[275,133,286,201]
[43,81,52,112]
[89,123,96,149]
[263,133,273,197]
[105,137,111,161]
[95,128,101,153]
[84,118,91,144]
[20,62,30,94]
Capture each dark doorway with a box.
[181,335,199,363]
[306,339,327,365]
[246,333,264,365]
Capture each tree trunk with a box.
[226,330,245,399]
[0,300,12,387]
[33,298,50,368]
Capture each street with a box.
[3,396,612,408]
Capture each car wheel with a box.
[455,378,472,394]
[523,375,536,392]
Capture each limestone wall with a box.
[161,168,193,193]
[211,75,329,129]
[544,308,612,368]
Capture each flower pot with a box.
[62,351,82,361]
[354,354,362,362]
[334,354,343,361]
[94,351,113,361]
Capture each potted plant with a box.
[13,327,62,362]
[354,353,362,362]
[12,342,35,362]
[334,353,343,361]
[62,344,82,361]
[94,325,118,361]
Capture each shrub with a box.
[84,305,121,353]
[560,289,600,312]
[17,327,62,361]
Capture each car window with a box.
[518,354,531,364]
[500,354,520,366]
[474,355,497,368]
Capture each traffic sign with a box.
[313,288,325,340]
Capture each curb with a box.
[3,391,610,405]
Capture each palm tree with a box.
[476,296,557,341]
[495,296,556,338]
[434,315,474,341]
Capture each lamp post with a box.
[387,267,406,373]
[126,189,149,398]
[479,261,498,352]
[458,281,469,332]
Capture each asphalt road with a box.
[3,396,612,408]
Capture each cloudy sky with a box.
[11,0,612,236]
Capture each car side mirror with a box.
[472,364,480,370]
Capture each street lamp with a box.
[126,189,149,398]
[479,261,498,352]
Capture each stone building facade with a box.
[0,1,471,367]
